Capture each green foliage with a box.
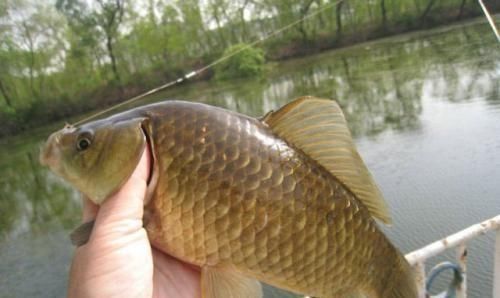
[0,0,493,137]
[215,44,265,80]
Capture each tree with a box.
[56,0,126,85]
[214,43,265,80]
[380,0,387,29]
[420,0,437,24]
[0,78,12,108]
[206,0,231,47]
[0,3,13,108]
[261,0,323,41]
[19,20,38,99]
[96,0,125,84]
[336,0,344,37]
[297,0,316,41]
[0,0,67,109]
[177,0,213,55]
[457,0,467,19]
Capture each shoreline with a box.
[0,13,496,139]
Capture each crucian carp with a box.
[40,96,417,298]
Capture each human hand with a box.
[67,146,201,298]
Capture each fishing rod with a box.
[477,0,500,42]
[74,0,345,126]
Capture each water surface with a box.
[0,19,498,297]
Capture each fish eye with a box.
[77,138,91,151]
[76,131,93,151]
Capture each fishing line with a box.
[477,0,500,42]
[73,0,345,125]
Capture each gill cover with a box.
[40,118,147,205]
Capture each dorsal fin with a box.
[262,96,392,224]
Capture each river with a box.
[0,19,498,297]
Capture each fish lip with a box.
[40,125,76,167]
[39,131,59,167]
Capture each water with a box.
[0,19,498,297]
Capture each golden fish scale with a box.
[144,102,398,297]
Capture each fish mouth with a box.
[141,123,158,204]
[39,131,60,168]
[40,125,75,168]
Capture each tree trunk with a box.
[96,0,123,85]
[457,0,467,20]
[380,0,387,30]
[420,0,437,24]
[336,1,344,37]
[147,0,157,25]
[0,78,13,108]
[21,22,37,99]
[220,6,238,43]
[106,34,121,84]
[298,0,315,42]
[239,0,250,41]
[213,14,226,48]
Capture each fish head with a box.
[39,118,148,205]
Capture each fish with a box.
[40,96,417,298]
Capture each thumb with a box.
[69,146,154,298]
[93,145,151,233]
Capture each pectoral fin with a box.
[201,267,262,298]
[70,220,95,246]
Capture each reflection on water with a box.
[0,19,498,297]
[0,153,80,237]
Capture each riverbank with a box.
[0,7,498,138]
[267,6,495,60]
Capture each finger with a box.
[95,145,151,225]
[82,196,98,222]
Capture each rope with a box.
[426,262,464,297]
[73,0,345,125]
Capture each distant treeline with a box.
[0,0,498,137]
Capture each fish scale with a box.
[143,102,396,297]
[40,98,417,297]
